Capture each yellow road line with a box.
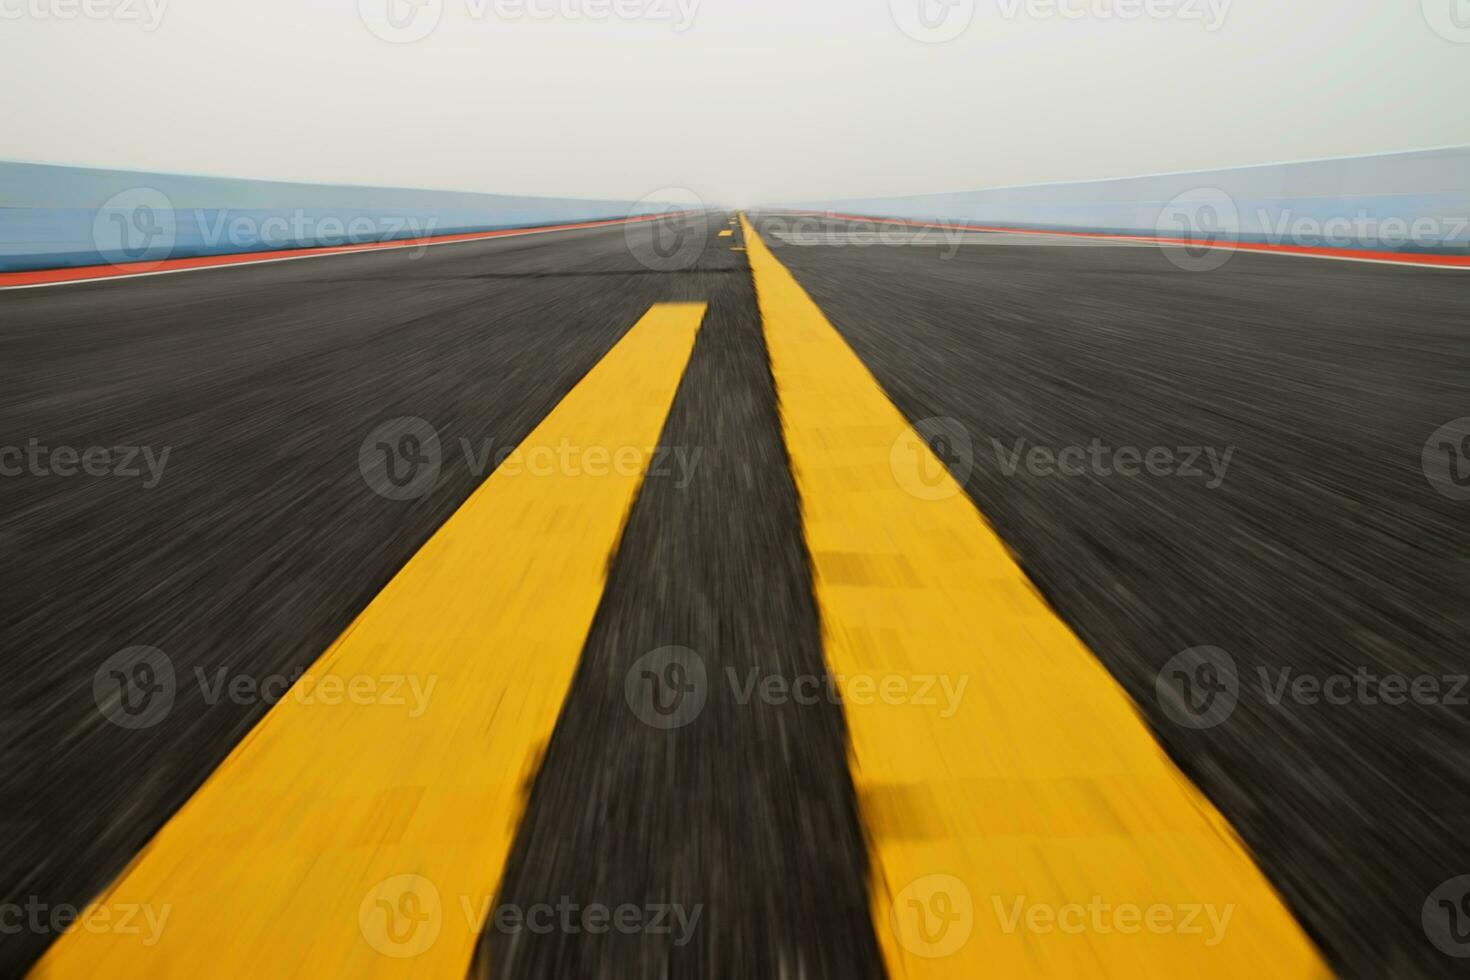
[739,215,1326,978]
[36,302,708,979]
[719,229,734,237]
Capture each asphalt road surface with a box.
[1,211,1467,978]
[756,214,1470,979]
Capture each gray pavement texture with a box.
[1,210,1467,977]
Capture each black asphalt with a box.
[477,216,882,979]
[3,209,1468,978]
[752,212,1470,980]
[0,214,874,977]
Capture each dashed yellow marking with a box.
[719,229,734,237]
[739,215,1326,978]
[36,302,707,978]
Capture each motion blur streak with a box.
[32,303,706,978]
[0,214,672,290]
[813,214,1470,271]
[741,216,1328,977]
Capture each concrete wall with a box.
[790,146,1470,254]
[0,162,666,272]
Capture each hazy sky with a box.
[3,0,1467,204]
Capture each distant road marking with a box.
[0,212,685,291]
[783,211,1470,270]
[35,302,707,978]
[769,230,1150,248]
[719,229,734,237]
[740,214,1327,978]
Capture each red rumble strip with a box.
[807,211,1470,269]
[0,212,682,289]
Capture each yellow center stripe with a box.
[36,302,707,978]
[739,215,1326,978]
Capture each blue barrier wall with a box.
[787,146,1470,254]
[0,162,668,272]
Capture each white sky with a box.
[2,0,1467,205]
